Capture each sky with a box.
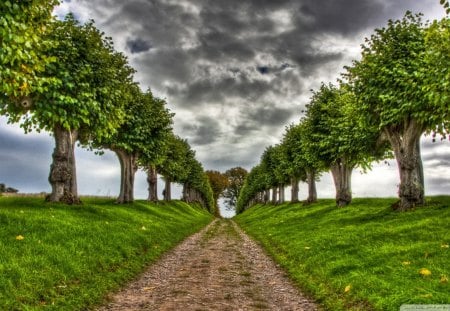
[0,0,449,216]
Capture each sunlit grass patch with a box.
[0,197,212,310]
[235,197,450,311]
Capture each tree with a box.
[260,146,279,204]
[0,0,58,106]
[205,170,229,210]
[345,12,449,210]
[2,15,135,204]
[280,126,308,203]
[182,158,215,214]
[158,134,192,201]
[303,83,388,206]
[223,167,248,210]
[98,88,173,203]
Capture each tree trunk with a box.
[291,176,299,203]
[115,149,138,204]
[182,183,192,203]
[306,169,317,204]
[164,178,171,201]
[278,184,285,204]
[271,187,277,204]
[264,189,270,204]
[147,166,158,202]
[330,159,353,207]
[385,122,425,211]
[48,125,80,204]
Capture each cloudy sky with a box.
[1,0,449,215]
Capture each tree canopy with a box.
[223,167,248,210]
[0,0,58,106]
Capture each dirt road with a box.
[98,219,318,310]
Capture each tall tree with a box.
[97,88,173,204]
[345,12,449,210]
[205,170,229,210]
[304,83,388,206]
[223,167,248,210]
[1,15,135,203]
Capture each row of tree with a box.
[206,167,248,210]
[237,11,449,213]
[0,2,215,212]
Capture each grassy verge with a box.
[234,197,450,310]
[0,196,213,310]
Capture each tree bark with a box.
[182,183,192,203]
[385,122,425,211]
[278,184,285,204]
[47,125,80,204]
[291,176,299,203]
[114,149,138,204]
[330,159,353,207]
[147,166,158,202]
[264,189,270,204]
[306,169,317,204]
[164,178,171,201]
[271,187,277,204]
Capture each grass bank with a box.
[0,196,213,310]
[235,197,450,310]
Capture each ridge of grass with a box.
[0,196,213,310]
[234,197,450,311]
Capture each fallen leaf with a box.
[344,285,351,293]
[16,235,24,241]
[441,244,449,249]
[440,275,448,283]
[419,268,432,277]
[402,261,411,266]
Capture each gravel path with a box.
[98,219,318,311]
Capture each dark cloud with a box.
[182,116,223,146]
[126,38,152,54]
[257,66,270,75]
[244,105,293,128]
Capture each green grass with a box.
[234,197,450,311]
[0,196,213,310]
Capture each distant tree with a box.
[260,146,279,204]
[281,124,308,203]
[303,83,388,206]
[345,12,449,210]
[223,167,248,210]
[97,88,173,204]
[182,158,215,213]
[205,170,229,210]
[236,164,269,213]
[271,144,290,204]
[158,135,191,201]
